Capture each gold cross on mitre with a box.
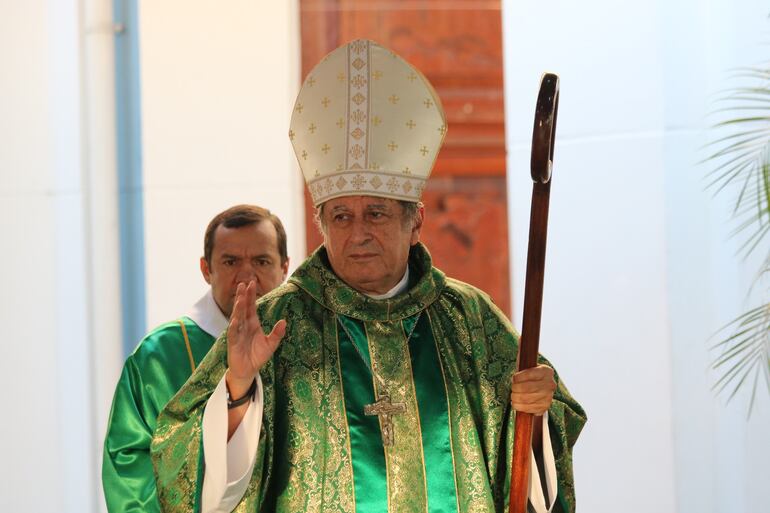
[364,393,406,446]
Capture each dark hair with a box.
[204,204,288,265]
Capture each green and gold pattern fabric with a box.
[336,311,459,513]
[103,318,216,513]
[151,244,586,513]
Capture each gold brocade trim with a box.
[334,320,358,513]
[345,40,369,172]
[345,44,351,170]
[177,319,196,372]
[426,309,462,513]
[365,320,427,512]
[363,322,391,512]
[307,170,425,204]
[426,297,494,511]
[308,168,428,183]
[400,319,430,513]
[365,41,371,169]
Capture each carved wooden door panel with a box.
[299,0,510,315]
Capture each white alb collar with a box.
[186,289,229,338]
[365,266,410,300]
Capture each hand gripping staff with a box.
[509,73,559,513]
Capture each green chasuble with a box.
[152,244,586,513]
[103,317,217,512]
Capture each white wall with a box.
[0,0,122,511]
[138,0,304,330]
[0,2,302,511]
[503,1,770,512]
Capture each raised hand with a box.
[510,364,556,415]
[226,280,286,399]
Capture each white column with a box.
[0,0,122,511]
[82,0,125,510]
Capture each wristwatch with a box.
[227,378,257,409]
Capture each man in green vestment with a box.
[151,40,586,513]
[102,204,289,512]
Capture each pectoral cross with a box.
[364,393,406,446]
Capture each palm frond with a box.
[706,73,770,259]
[710,304,770,414]
[704,55,770,415]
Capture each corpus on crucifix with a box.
[364,393,407,446]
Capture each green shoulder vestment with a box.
[103,317,216,512]
[152,244,586,513]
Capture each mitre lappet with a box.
[289,39,447,205]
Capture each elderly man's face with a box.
[320,196,423,295]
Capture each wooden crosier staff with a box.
[509,73,560,513]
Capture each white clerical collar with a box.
[365,266,410,300]
[186,289,229,338]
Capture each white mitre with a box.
[289,39,447,206]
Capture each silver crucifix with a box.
[364,393,406,446]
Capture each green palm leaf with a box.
[706,59,770,415]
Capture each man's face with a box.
[200,220,288,317]
[320,195,423,295]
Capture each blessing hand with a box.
[226,280,286,398]
[510,364,556,415]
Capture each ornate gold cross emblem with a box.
[364,393,406,446]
